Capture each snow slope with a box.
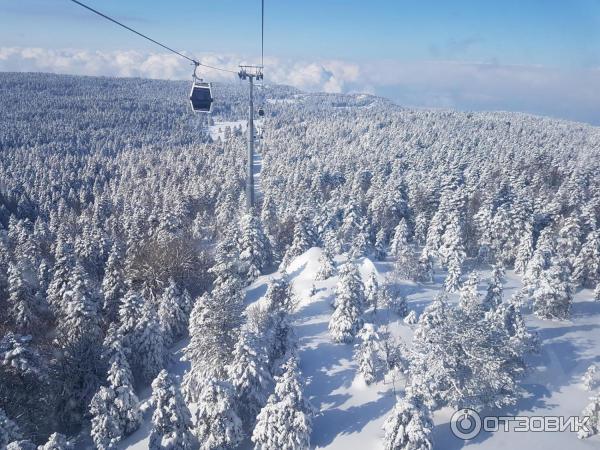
[120,248,600,449]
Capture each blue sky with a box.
[1,0,600,123]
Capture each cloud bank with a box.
[1,47,599,125]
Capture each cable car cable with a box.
[67,0,238,74]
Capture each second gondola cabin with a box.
[190,81,213,113]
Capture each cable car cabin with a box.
[258,107,265,117]
[190,82,213,113]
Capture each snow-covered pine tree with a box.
[281,213,314,268]
[192,377,244,450]
[514,224,534,274]
[209,223,242,287]
[134,302,164,384]
[102,242,126,323]
[355,323,383,385]
[183,275,244,401]
[458,271,481,315]
[7,262,38,334]
[364,271,379,311]
[595,282,600,302]
[579,395,600,439]
[582,364,600,391]
[329,262,364,343]
[411,289,527,410]
[315,249,335,280]
[46,238,76,313]
[416,250,434,284]
[404,310,418,325]
[374,228,387,261]
[149,370,195,450]
[483,264,504,311]
[38,433,74,450]
[382,395,433,450]
[573,230,600,288]
[444,251,463,293]
[532,256,573,320]
[394,243,419,281]
[438,213,464,268]
[523,227,554,291]
[390,219,410,257]
[227,329,274,428]
[238,210,271,283]
[158,278,191,348]
[105,336,141,435]
[55,262,103,429]
[89,387,122,450]
[6,440,36,450]
[251,357,313,450]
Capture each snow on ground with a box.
[120,248,600,449]
[208,120,247,142]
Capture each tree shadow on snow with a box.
[571,300,600,319]
[311,392,396,447]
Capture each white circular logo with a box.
[450,408,482,440]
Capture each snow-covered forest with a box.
[1,71,600,449]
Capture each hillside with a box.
[1,72,600,449]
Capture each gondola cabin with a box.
[190,81,213,113]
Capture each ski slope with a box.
[118,247,600,449]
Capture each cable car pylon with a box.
[238,65,263,211]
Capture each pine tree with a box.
[38,433,74,450]
[239,210,271,283]
[364,271,379,311]
[192,377,244,450]
[55,262,103,429]
[573,230,600,288]
[118,289,146,338]
[382,396,433,450]
[89,387,122,450]
[532,256,573,320]
[329,262,364,343]
[411,289,528,410]
[582,364,600,391]
[579,395,600,439]
[483,264,504,311]
[444,251,462,293]
[251,357,313,450]
[355,324,383,385]
[46,238,75,313]
[105,337,141,435]
[183,276,244,401]
[374,228,387,261]
[282,214,314,268]
[227,329,274,428]
[135,303,164,384]
[158,278,191,348]
[102,242,126,323]
[459,271,482,315]
[315,249,335,280]
[7,262,38,334]
[404,310,418,325]
[149,370,195,450]
[514,225,534,274]
[6,440,36,450]
[438,213,464,268]
[595,283,600,302]
[390,219,410,258]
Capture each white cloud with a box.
[1,47,599,124]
